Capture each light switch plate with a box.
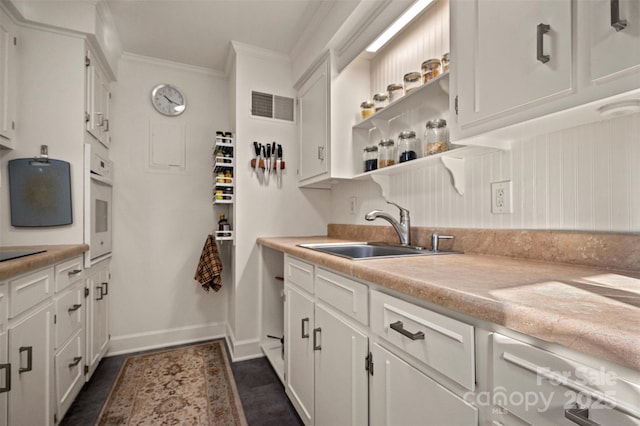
[491,181,512,214]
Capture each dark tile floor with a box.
[61,340,302,426]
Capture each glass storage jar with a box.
[421,58,442,84]
[373,93,388,112]
[360,101,374,119]
[397,130,418,163]
[378,139,395,168]
[424,119,450,155]
[363,146,378,172]
[403,72,421,94]
[387,83,403,102]
[441,52,450,73]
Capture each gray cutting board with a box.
[8,158,72,227]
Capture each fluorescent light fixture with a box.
[366,0,434,53]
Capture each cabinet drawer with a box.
[285,256,314,294]
[0,283,7,327]
[370,290,475,391]
[9,268,53,318]
[55,329,84,418]
[55,285,84,349]
[315,267,368,325]
[55,256,83,293]
[492,333,640,426]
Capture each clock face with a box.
[151,84,186,116]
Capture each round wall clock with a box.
[151,84,186,116]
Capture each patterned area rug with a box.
[97,341,247,425]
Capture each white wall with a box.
[107,54,230,354]
[331,112,640,232]
[0,26,85,246]
[229,42,331,359]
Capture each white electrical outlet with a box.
[491,181,512,214]
[349,196,357,215]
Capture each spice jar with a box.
[378,139,396,168]
[360,101,374,119]
[216,172,225,183]
[363,146,378,172]
[421,58,442,84]
[441,52,450,73]
[424,119,450,155]
[373,93,388,112]
[403,72,421,94]
[387,83,403,102]
[215,189,224,201]
[397,131,418,163]
[224,170,233,183]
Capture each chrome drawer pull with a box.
[0,364,10,393]
[18,346,32,374]
[537,23,551,64]
[67,269,82,276]
[390,321,425,340]
[68,357,82,369]
[565,406,601,426]
[313,327,322,351]
[101,282,109,295]
[301,318,309,339]
[611,0,627,31]
[68,303,82,313]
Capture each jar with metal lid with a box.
[397,131,418,163]
[363,146,378,172]
[387,83,403,102]
[424,119,450,155]
[360,101,374,119]
[373,93,388,112]
[378,139,396,168]
[403,72,421,94]
[441,52,450,73]
[421,58,442,84]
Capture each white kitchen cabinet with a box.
[0,7,17,148]
[589,0,640,82]
[491,333,640,426]
[284,256,369,426]
[297,58,330,186]
[8,302,53,426]
[0,284,7,426]
[454,0,573,128]
[369,342,477,426]
[85,259,110,379]
[85,47,111,148]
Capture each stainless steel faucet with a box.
[365,201,411,246]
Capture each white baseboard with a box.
[225,323,263,362]
[107,322,227,356]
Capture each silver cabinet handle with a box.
[68,304,82,313]
[317,146,325,160]
[96,286,104,301]
[0,364,10,393]
[101,282,109,296]
[313,327,322,351]
[68,356,82,369]
[390,321,425,340]
[301,318,309,338]
[611,0,627,31]
[18,346,32,374]
[537,23,551,64]
[67,269,82,276]
[103,118,109,132]
[565,406,601,426]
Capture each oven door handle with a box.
[90,173,113,186]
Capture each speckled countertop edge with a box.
[258,236,640,372]
[0,245,89,280]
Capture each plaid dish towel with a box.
[194,235,222,292]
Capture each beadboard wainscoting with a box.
[332,111,640,232]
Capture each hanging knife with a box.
[271,142,277,173]
[261,144,267,171]
[276,144,283,178]
[253,142,261,171]
[265,143,271,172]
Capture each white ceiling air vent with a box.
[251,91,294,122]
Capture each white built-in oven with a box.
[85,146,113,264]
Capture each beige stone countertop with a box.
[257,236,640,372]
[0,244,89,280]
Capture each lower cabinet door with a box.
[285,284,315,425]
[55,329,84,420]
[370,343,478,426]
[314,303,368,426]
[8,303,52,426]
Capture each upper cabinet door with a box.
[297,59,329,183]
[590,0,640,82]
[0,9,17,146]
[456,0,573,127]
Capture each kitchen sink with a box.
[298,242,461,260]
